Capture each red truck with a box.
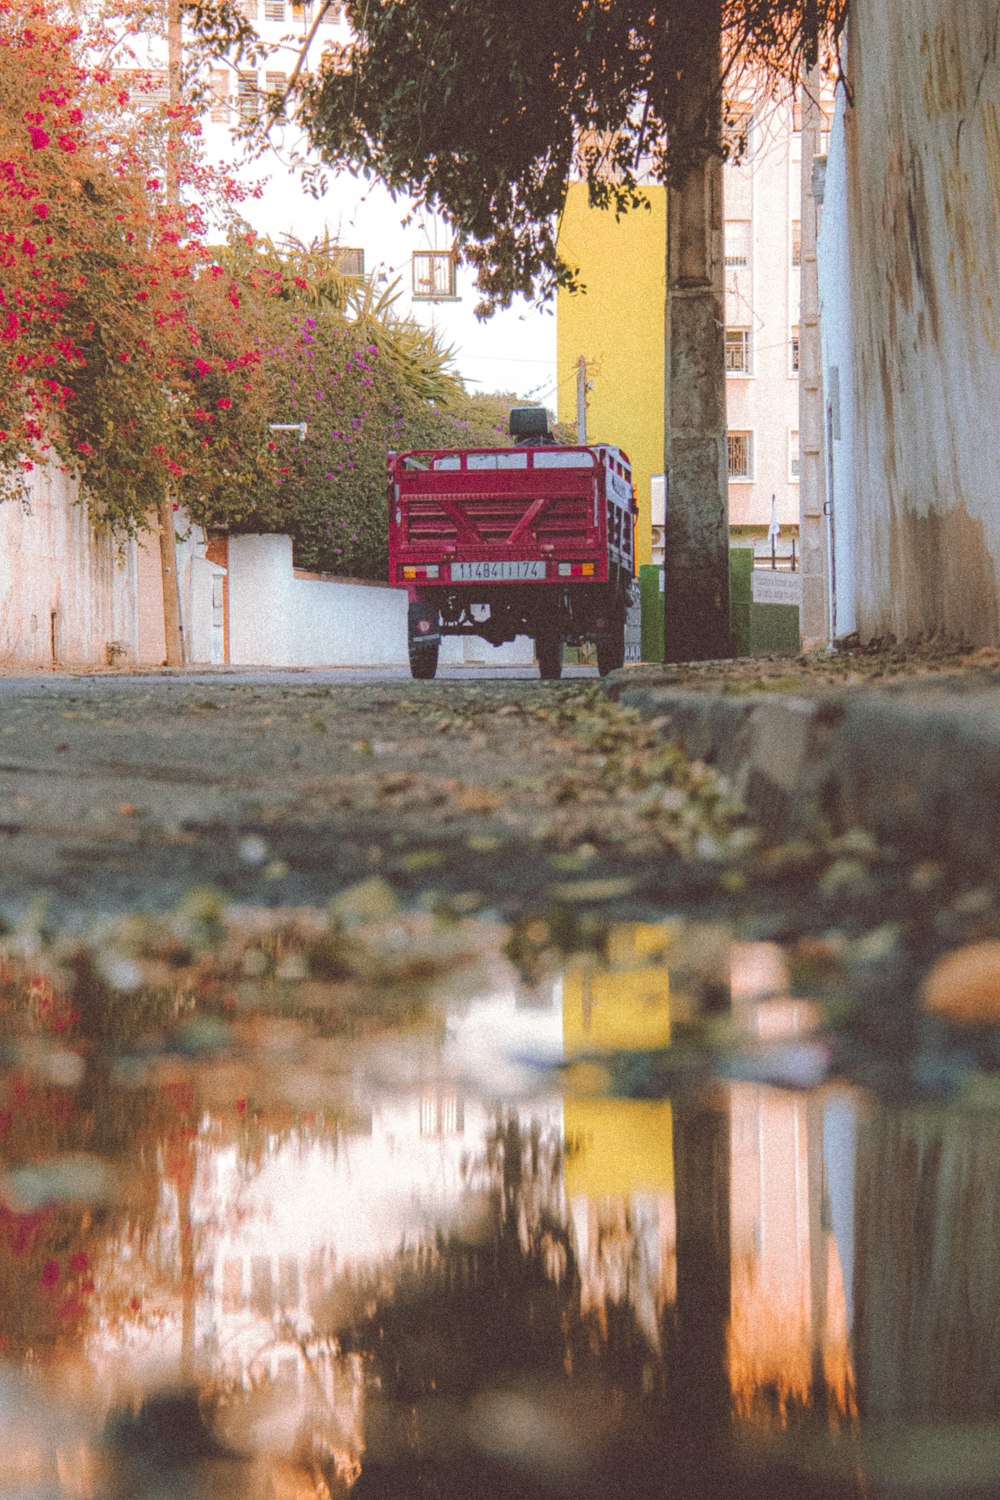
[387,406,637,679]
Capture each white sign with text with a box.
[752,571,802,606]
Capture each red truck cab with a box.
[388,407,636,679]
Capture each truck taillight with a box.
[401,565,440,581]
[557,562,596,578]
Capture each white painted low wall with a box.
[226,533,536,668]
[0,465,139,669]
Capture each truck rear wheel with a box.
[536,629,563,681]
[408,639,439,679]
[596,613,626,676]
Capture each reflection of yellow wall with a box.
[562,935,672,1196]
[562,962,671,1055]
[564,1098,673,1196]
[556,183,666,570]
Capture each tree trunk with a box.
[156,495,185,668]
[158,0,185,667]
[663,3,732,663]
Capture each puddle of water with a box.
[0,898,997,1497]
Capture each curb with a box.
[605,672,1000,874]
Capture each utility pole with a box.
[157,0,186,667]
[663,1,732,662]
[575,356,588,444]
[798,63,830,648]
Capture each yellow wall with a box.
[556,183,666,570]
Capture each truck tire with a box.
[536,629,563,681]
[408,639,439,679]
[596,613,626,676]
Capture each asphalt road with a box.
[0,667,675,929]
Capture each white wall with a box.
[226,533,535,668]
[817,84,857,639]
[0,465,139,669]
[137,516,226,667]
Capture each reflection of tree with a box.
[854,1111,1000,1423]
[323,1111,684,1496]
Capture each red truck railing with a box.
[389,444,633,585]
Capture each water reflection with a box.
[0,909,996,1495]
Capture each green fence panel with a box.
[749,603,801,656]
[729,546,753,658]
[639,565,664,663]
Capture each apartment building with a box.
[116,2,555,399]
[724,92,833,558]
[198,1,556,399]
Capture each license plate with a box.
[450,560,546,582]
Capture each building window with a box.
[222,1258,243,1314]
[241,0,258,17]
[250,1256,274,1315]
[265,71,288,120]
[724,220,751,269]
[237,71,258,122]
[330,245,364,275]
[278,1256,300,1307]
[412,250,457,300]
[789,430,801,481]
[264,0,285,19]
[115,69,169,107]
[420,1092,465,1137]
[789,328,800,374]
[794,95,834,143]
[320,1,341,19]
[727,430,754,481]
[791,222,801,266]
[209,70,230,122]
[723,103,753,161]
[725,328,753,375]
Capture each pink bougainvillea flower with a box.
[40,1259,60,1289]
[28,127,50,150]
[33,203,48,220]
[192,357,212,378]
[77,441,92,454]
[58,135,78,153]
[215,396,232,410]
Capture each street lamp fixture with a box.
[268,422,308,442]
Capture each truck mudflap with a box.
[407,598,440,646]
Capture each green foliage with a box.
[295,0,846,313]
[180,235,514,580]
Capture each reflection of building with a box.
[728,944,854,1424]
[561,926,676,1344]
